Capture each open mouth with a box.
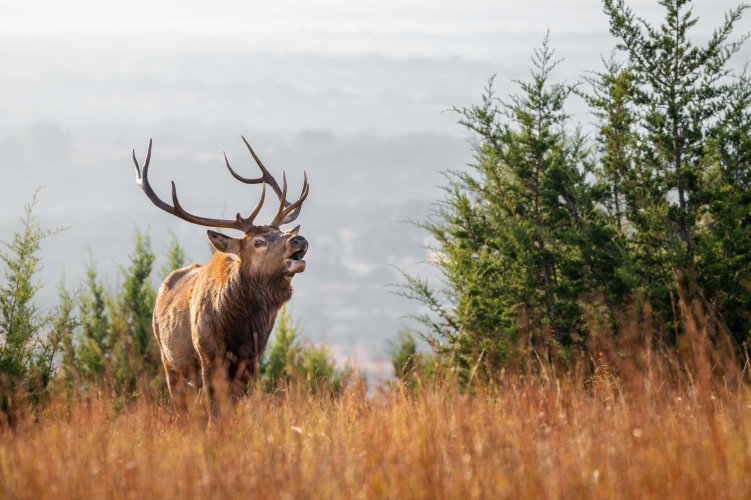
[286,248,307,274]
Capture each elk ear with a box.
[207,230,241,255]
[284,225,300,236]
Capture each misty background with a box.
[2,0,748,376]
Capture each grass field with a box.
[2,371,750,499]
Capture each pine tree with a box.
[262,305,300,390]
[701,72,751,346]
[75,256,111,381]
[262,306,347,394]
[108,231,160,396]
[56,277,78,393]
[403,36,622,377]
[161,235,187,279]
[0,193,61,416]
[121,232,156,357]
[603,0,750,327]
[389,331,434,389]
[583,57,638,232]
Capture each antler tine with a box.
[132,139,147,179]
[284,176,310,223]
[246,182,267,225]
[225,136,310,226]
[133,139,306,232]
[276,171,288,223]
[133,139,179,215]
[224,150,274,188]
[270,172,288,226]
[272,172,310,226]
[223,136,284,195]
[280,171,308,224]
[132,138,151,181]
[132,140,258,233]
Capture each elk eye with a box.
[253,239,266,248]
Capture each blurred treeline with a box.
[0,195,350,421]
[397,0,751,384]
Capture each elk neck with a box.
[206,251,293,325]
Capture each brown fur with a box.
[153,225,308,413]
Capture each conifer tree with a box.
[701,72,751,345]
[583,57,638,232]
[603,0,749,335]
[108,231,160,395]
[161,235,187,279]
[0,193,61,415]
[75,256,111,381]
[56,278,78,392]
[263,305,300,389]
[404,36,622,377]
[389,331,433,389]
[262,306,346,394]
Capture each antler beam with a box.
[223,136,309,225]
[132,138,307,232]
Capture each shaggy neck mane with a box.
[208,253,293,318]
[202,253,293,366]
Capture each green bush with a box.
[389,331,436,390]
[0,192,66,420]
[262,306,351,395]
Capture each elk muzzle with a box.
[286,235,308,274]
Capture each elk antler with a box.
[132,139,271,233]
[223,136,309,225]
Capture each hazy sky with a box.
[3,0,745,65]
[1,0,640,35]
[3,0,742,36]
[2,0,749,376]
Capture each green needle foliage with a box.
[0,192,63,419]
[701,71,751,346]
[108,231,161,398]
[262,306,350,395]
[75,256,110,382]
[402,1,751,380]
[389,331,435,390]
[162,234,187,279]
[603,0,750,338]
[403,35,623,379]
[56,277,78,394]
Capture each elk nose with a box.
[289,235,308,251]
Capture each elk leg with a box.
[228,356,253,399]
[164,364,188,414]
[200,357,220,421]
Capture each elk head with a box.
[132,137,310,281]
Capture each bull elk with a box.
[132,137,309,414]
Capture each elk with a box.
[132,137,309,414]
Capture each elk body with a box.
[132,138,309,413]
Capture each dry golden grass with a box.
[1,372,751,500]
